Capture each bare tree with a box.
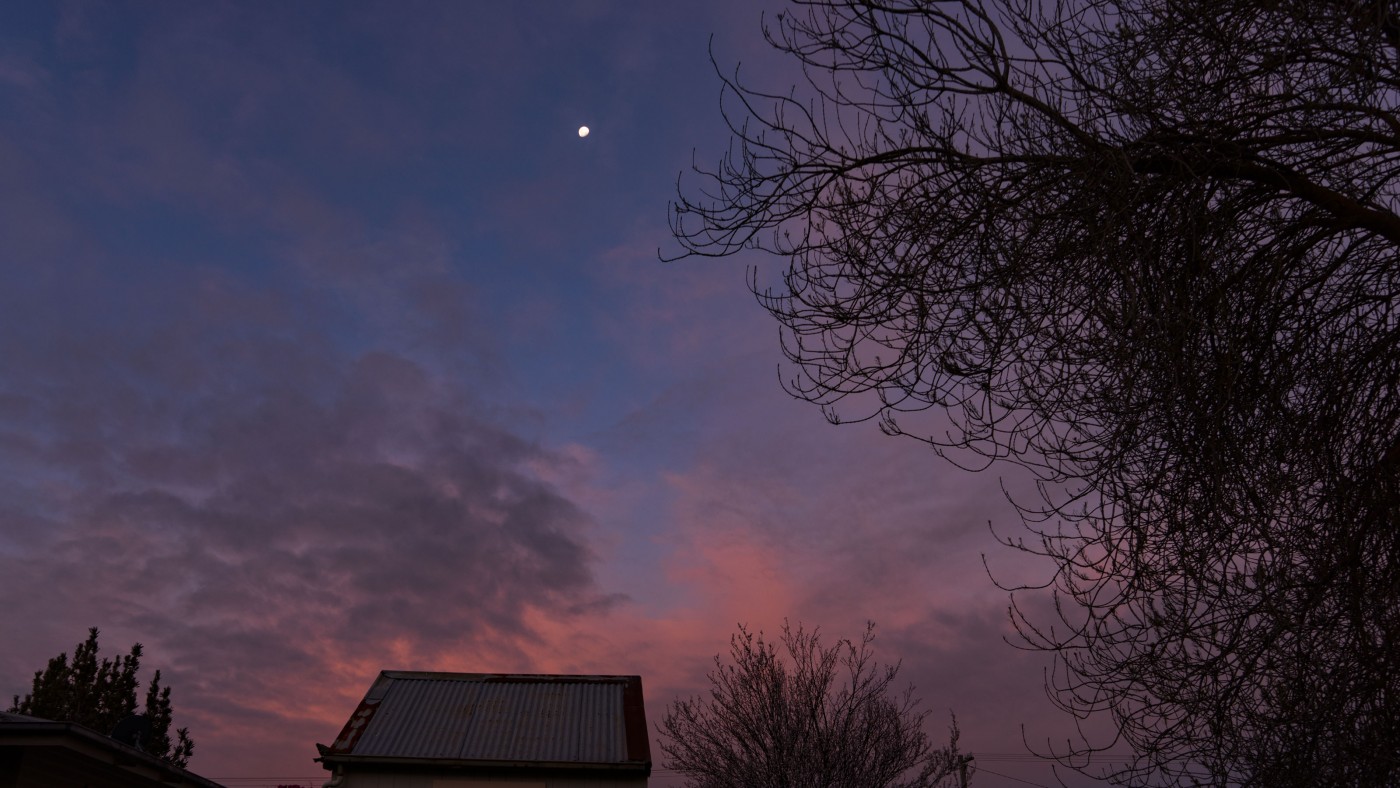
[660,622,970,788]
[670,1,1400,785]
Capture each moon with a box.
[578,126,590,138]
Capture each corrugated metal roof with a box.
[323,671,650,769]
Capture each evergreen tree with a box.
[143,669,195,768]
[9,627,195,768]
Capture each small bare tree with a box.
[660,622,970,788]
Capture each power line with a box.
[974,765,1056,788]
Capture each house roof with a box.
[318,671,650,773]
[0,711,226,788]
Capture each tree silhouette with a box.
[660,622,971,788]
[671,1,1399,785]
[10,627,195,768]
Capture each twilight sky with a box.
[0,3,1106,786]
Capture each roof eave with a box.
[0,719,226,788]
[315,752,652,775]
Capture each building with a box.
[0,711,226,788]
[317,671,651,787]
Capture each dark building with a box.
[0,711,225,788]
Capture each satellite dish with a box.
[110,714,150,749]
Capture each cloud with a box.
[0,4,1099,785]
[0,260,613,779]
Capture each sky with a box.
[0,3,1108,786]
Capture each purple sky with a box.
[0,3,1111,786]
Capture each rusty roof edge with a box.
[622,675,651,766]
[365,671,395,700]
[325,671,392,755]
